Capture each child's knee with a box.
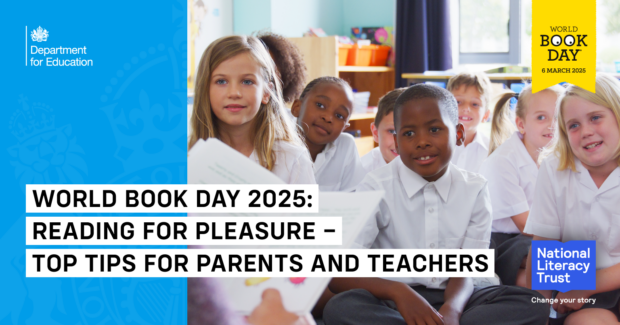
[564,308,618,325]
[506,286,550,320]
[323,289,375,324]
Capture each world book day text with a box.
[28,186,316,212]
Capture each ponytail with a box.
[488,92,518,155]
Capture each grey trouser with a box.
[492,232,532,285]
[324,285,549,325]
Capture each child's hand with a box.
[248,289,300,325]
[437,305,460,325]
[391,285,444,325]
[553,290,593,314]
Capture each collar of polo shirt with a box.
[397,158,452,202]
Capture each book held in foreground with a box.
[188,138,384,314]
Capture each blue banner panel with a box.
[531,240,596,293]
[1,1,187,324]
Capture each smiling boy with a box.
[447,72,493,173]
[324,84,548,325]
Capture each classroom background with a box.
[187,0,620,157]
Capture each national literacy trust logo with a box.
[531,0,596,93]
[26,25,93,67]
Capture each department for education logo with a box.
[31,26,49,42]
[26,26,93,67]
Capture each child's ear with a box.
[370,122,379,143]
[482,108,491,122]
[291,99,302,118]
[456,123,465,146]
[516,116,525,135]
[262,82,273,105]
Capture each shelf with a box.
[338,66,394,72]
[402,72,620,81]
[350,112,376,121]
[401,72,533,80]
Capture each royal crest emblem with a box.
[31,26,49,42]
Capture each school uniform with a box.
[480,132,535,285]
[451,131,489,173]
[250,140,316,184]
[525,155,620,321]
[360,147,387,173]
[323,157,549,325]
[314,133,366,192]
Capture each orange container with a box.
[338,44,353,66]
[346,45,373,66]
[370,45,391,66]
[346,45,391,66]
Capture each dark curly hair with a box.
[257,32,308,103]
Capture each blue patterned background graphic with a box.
[2,1,188,324]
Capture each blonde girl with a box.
[525,73,620,325]
[480,84,564,287]
[189,35,315,184]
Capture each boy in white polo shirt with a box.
[361,88,407,173]
[292,76,366,192]
[447,72,493,173]
[323,84,548,325]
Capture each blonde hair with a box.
[189,35,303,171]
[446,71,493,111]
[541,73,620,170]
[488,84,564,155]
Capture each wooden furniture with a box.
[402,72,532,88]
[402,72,620,87]
[288,36,396,156]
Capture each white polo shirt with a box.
[524,156,620,269]
[354,157,493,288]
[314,133,367,192]
[250,140,316,185]
[361,147,387,173]
[451,131,490,173]
[480,132,538,234]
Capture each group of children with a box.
[189,35,620,325]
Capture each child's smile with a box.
[414,154,439,165]
[311,119,332,137]
[224,103,246,113]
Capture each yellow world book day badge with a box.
[532,0,596,93]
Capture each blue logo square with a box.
[531,240,596,292]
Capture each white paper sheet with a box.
[187,138,385,314]
[188,138,283,185]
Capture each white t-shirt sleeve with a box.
[288,149,317,185]
[481,156,530,220]
[339,137,368,192]
[462,181,493,249]
[524,158,561,239]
